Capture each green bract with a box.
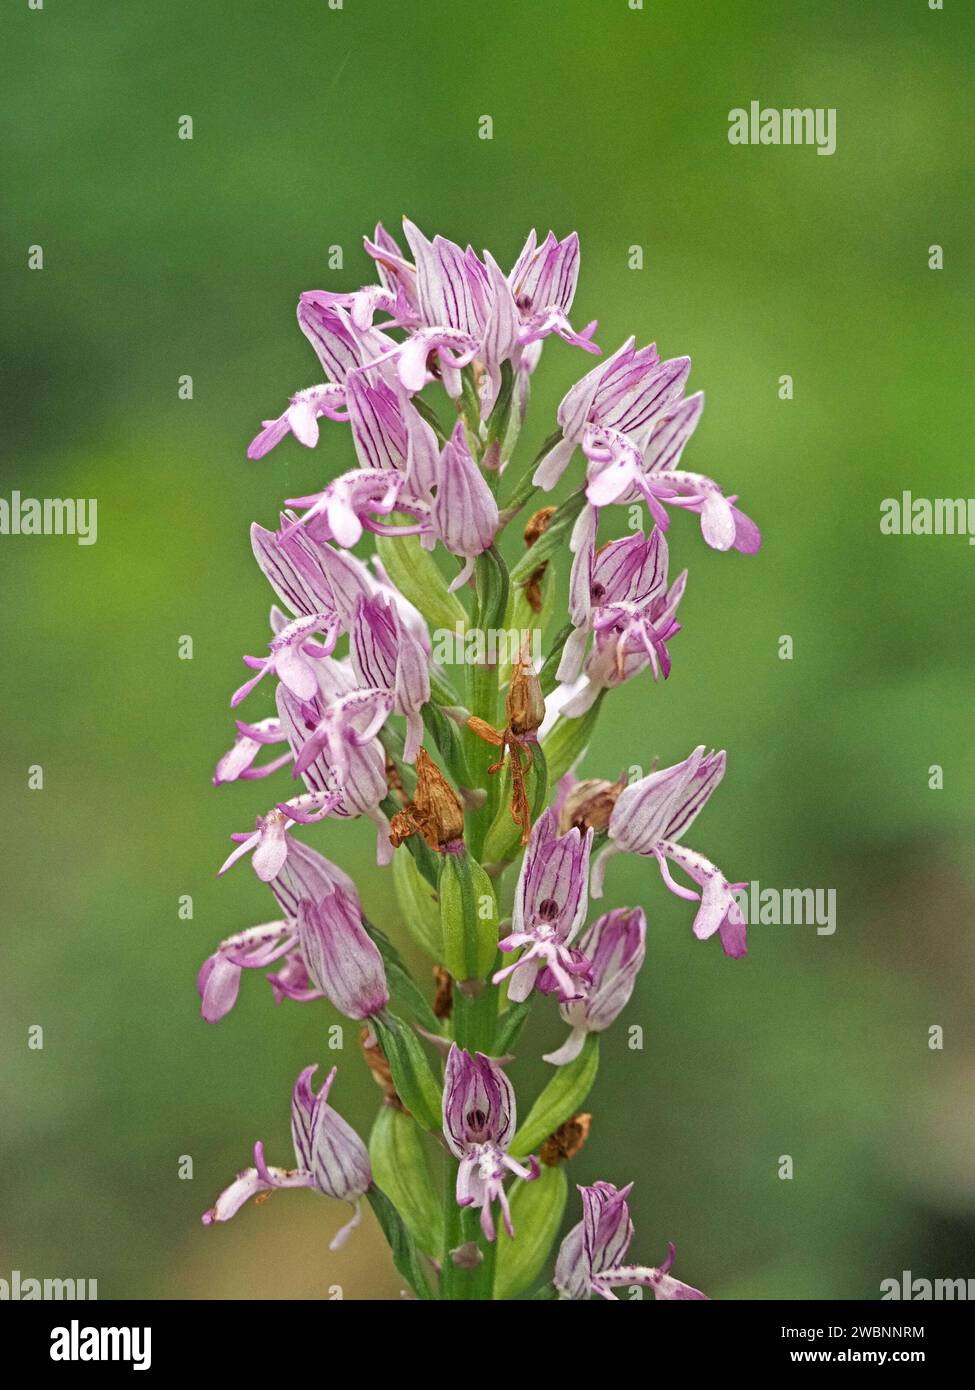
[439,849,499,984]
[494,1164,568,1300]
[511,1034,601,1156]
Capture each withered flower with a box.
[384,752,408,806]
[432,964,454,1020]
[360,1026,402,1108]
[389,747,465,852]
[468,652,545,845]
[520,505,556,613]
[540,1113,592,1167]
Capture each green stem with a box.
[440,1153,496,1299]
[440,1163,499,1299]
[443,545,512,1297]
[465,546,509,858]
[452,978,499,1053]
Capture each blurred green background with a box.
[2,0,973,1300]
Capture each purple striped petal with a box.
[296,890,389,1019]
[432,421,499,558]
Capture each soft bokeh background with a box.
[2,0,973,1300]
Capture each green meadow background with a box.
[2,0,973,1300]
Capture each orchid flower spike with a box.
[208,216,760,1302]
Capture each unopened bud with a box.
[390,748,465,851]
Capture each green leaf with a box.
[528,1281,559,1300]
[494,1164,568,1300]
[429,663,463,709]
[452,980,502,1056]
[366,1184,434,1299]
[376,522,467,634]
[391,848,443,959]
[460,366,483,438]
[493,999,532,1056]
[378,726,416,799]
[383,789,439,889]
[540,693,604,786]
[372,1011,443,1132]
[485,359,515,447]
[473,545,510,638]
[369,1107,443,1258]
[411,394,448,446]
[510,1034,600,1156]
[363,916,441,1035]
[539,621,573,697]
